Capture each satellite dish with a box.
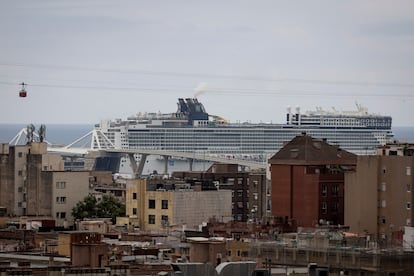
[19,82,27,97]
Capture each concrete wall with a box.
[125,179,146,229]
[50,171,90,226]
[26,153,45,216]
[0,144,16,216]
[345,155,414,239]
[189,241,227,265]
[0,143,64,217]
[345,156,379,236]
[173,190,232,229]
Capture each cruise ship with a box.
[96,98,393,160]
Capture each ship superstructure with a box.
[96,98,393,158]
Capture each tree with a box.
[72,194,125,224]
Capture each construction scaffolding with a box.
[249,227,414,276]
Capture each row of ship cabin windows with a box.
[320,118,390,127]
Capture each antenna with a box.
[26,124,35,143]
[38,124,46,142]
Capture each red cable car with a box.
[19,82,27,97]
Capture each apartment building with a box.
[125,178,232,231]
[345,155,414,240]
[0,142,89,226]
[268,134,356,227]
[0,142,63,216]
[41,170,90,226]
[172,163,268,222]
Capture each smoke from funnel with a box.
[194,82,208,98]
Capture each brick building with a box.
[268,134,356,227]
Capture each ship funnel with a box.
[287,106,292,125]
[295,105,301,126]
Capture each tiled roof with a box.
[268,134,357,165]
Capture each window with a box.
[322,202,327,214]
[56,182,66,189]
[56,212,66,219]
[132,193,137,200]
[332,185,339,196]
[381,182,386,192]
[148,215,155,224]
[407,202,411,210]
[162,200,168,209]
[132,208,137,215]
[381,200,386,208]
[18,170,22,176]
[148,199,155,209]
[407,183,412,192]
[161,215,169,225]
[407,167,411,176]
[321,184,327,197]
[18,152,22,158]
[56,197,66,204]
[332,202,339,213]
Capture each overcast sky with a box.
[1,1,413,126]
